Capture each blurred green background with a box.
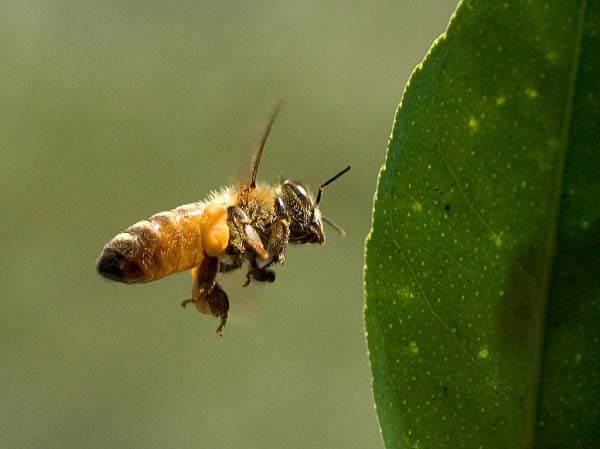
[1,1,456,448]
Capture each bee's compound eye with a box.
[284,182,302,198]
[282,182,312,206]
[291,184,307,200]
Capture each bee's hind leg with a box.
[209,283,229,335]
[182,255,230,336]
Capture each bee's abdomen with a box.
[97,203,206,284]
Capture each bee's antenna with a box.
[250,99,286,189]
[322,215,346,236]
[316,165,351,205]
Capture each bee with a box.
[96,102,351,335]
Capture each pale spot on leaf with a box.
[468,116,479,132]
[478,347,489,359]
[408,341,419,355]
[525,87,538,98]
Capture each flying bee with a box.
[96,101,351,335]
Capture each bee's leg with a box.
[208,283,229,336]
[219,256,244,273]
[243,257,275,287]
[182,257,217,311]
[182,255,230,335]
[227,206,270,261]
[267,197,290,264]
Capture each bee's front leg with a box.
[243,257,275,287]
[243,197,288,286]
[267,197,290,264]
[227,206,270,261]
[182,255,230,335]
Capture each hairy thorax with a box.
[209,183,277,261]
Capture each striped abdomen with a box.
[97,203,210,284]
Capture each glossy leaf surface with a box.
[365,1,598,448]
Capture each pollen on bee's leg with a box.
[201,204,230,258]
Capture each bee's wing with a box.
[247,99,285,189]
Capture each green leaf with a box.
[364,1,599,448]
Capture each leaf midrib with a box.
[528,1,588,448]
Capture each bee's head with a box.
[280,181,324,244]
[279,165,351,245]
